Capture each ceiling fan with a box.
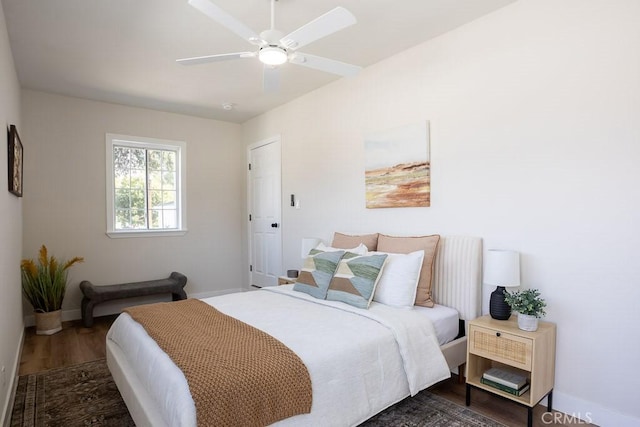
[177,0,361,92]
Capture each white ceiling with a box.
[2,0,515,123]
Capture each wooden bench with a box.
[79,272,188,327]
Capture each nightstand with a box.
[277,276,297,285]
[466,315,556,427]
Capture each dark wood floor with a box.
[18,316,592,427]
[19,315,118,376]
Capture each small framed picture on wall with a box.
[8,124,23,197]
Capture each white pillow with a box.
[372,250,425,308]
[314,242,368,256]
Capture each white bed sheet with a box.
[412,303,460,346]
[106,286,450,427]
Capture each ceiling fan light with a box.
[259,46,288,66]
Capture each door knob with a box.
[271,223,279,228]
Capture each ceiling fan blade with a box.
[280,7,356,51]
[188,0,261,43]
[177,52,255,66]
[291,53,361,77]
[263,66,281,93]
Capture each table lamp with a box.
[484,249,520,320]
[301,237,322,258]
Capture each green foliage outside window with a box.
[113,146,178,230]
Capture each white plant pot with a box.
[517,313,539,332]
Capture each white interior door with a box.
[248,137,282,287]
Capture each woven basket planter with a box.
[35,310,62,335]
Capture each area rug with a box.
[10,359,134,427]
[361,392,506,427]
[11,358,505,427]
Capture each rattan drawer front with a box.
[469,325,533,370]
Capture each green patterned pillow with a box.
[326,252,388,309]
[293,249,345,299]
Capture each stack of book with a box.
[481,367,530,396]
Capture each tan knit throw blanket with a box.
[124,299,312,427]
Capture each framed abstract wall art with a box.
[364,121,430,208]
[8,124,23,197]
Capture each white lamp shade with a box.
[301,238,321,258]
[484,249,520,287]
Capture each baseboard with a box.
[23,288,247,326]
[2,328,24,427]
[552,390,639,427]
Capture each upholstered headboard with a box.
[432,236,482,321]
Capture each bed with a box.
[106,235,482,426]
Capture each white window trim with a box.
[106,133,187,238]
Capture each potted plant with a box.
[503,288,546,331]
[21,245,83,335]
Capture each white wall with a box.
[21,90,246,320]
[242,0,640,425]
[0,1,23,423]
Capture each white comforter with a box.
[106,286,451,426]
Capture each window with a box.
[106,134,187,237]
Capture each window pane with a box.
[114,147,130,170]
[148,171,162,190]
[130,190,146,210]
[162,172,175,190]
[130,170,145,189]
[149,209,162,229]
[114,170,130,189]
[150,190,162,208]
[162,190,176,207]
[115,189,131,209]
[131,210,146,228]
[163,151,176,172]
[130,148,145,169]
[115,209,131,229]
[163,210,177,229]
[148,150,162,171]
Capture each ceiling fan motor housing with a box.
[258,29,288,65]
[260,29,285,44]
